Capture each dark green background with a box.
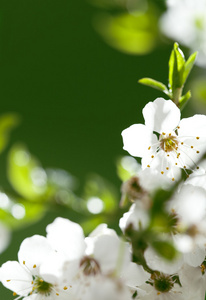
[0,1,195,298]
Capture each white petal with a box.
[172,185,206,225]
[88,223,117,238]
[1,261,32,296]
[121,124,156,157]
[141,150,182,181]
[144,247,183,274]
[18,235,54,274]
[83,276,131,300]
[183,245,206,267]
[122,262,150,287]
[46,217,86,260]
[185,174,206,191]
[93,235,130,275]
[179,114,206,137]
[138,168,174,192]
[143,98,180,133]
[119,202,149,232]
[40,252,79,284]
[85,224,117,255]
[179,264,206,300]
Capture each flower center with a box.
[121,176,147,202]
[33,277,53,295]
[153,273,174,293]
[80,256,101,276]
[159,134,179,153]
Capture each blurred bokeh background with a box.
[0,0,206,298]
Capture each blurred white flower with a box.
[160,0,206,67]
[0,222,11,254]
[44,217,150,299]
[122,98,206,181]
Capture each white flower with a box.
[121,98,206,181]
[0,235,73,299]
[160,0,206,67]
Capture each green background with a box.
[0,0,198,298]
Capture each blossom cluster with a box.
[1,97,206,300]
[0,217,149,300]
[120,97,206,299]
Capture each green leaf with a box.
[94,10,158,55]
[0,194,46,229]
[183,52,197,83]
[169,43,185,95]
[138,78,169,94]
[0,113,20,154]
[179,90,191,110]
[7,144,53,201]
[151,240,177,260]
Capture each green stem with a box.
[173,87,183,106]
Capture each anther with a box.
[196,137,200,139]
[63,287,68,290]
[172,178,175,181]
[151,155,154,158]
[196,151,200,153]
[177,126,180,129]
[181,142,184,145]
[33,264,36,268]
[191,146,193,148]
[56,293,59,296]
[175,163,177,165]
[166,167,169,170]
[167,154,169,157]
[147,165,150,168]
[23,261,25,265]
[162,132,166,135]
[169,133,171,136]
[197,166,200,169]
[148,146,151,150]
[183,166,186,169]
[13,292,17,296]
[6,280,11,282]
[161,171,164,174]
